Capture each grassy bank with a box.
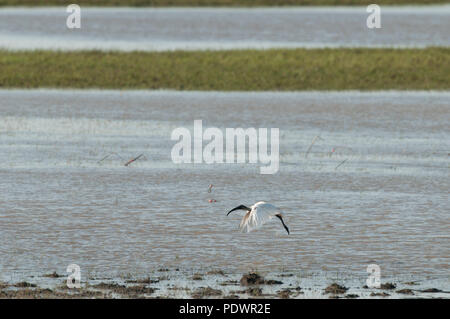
[0,48,448,90]
[0,0,448,7]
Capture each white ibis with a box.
[227,201,290,234]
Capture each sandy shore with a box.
[1,269,448,299]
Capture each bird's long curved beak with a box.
[227,205,251,216]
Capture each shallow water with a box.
[0,90,448,285]
[0,6,449,51]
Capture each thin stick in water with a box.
[305,135,323,159]
[124,154,145,167]
[335,159,348,170]
[97,152,124,164]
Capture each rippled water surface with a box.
[0,90,449,283]
[0,6,449,51]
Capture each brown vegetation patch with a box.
[396,289,414,295]
[324,283,348,294]
[240,273,283,286]
[380,283,396,290]
[191,287,223,299]
[370,292,390,297]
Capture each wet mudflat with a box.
[1,269,448,299]
[0,90,448,296]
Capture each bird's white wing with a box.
[239,202,280,233]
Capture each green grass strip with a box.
[1,48,448,90]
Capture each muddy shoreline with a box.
[1,270,448,299]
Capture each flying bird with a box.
[227,201,290,234]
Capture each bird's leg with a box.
[275,214,290,235]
